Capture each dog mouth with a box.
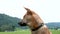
[18,22,27,26]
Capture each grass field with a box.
[0,29,60,34]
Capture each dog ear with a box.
[24,7,32,15]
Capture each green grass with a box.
[51,30,60,34]
[0,29,31,34]
[0,30,60,34]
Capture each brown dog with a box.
[18,7,52,34]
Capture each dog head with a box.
[18,7,44,28]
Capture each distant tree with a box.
[54,26,59,30]
[0,25,16,32]
[11,26,15,31]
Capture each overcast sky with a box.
[0,0,60,23]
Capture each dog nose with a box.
[18,21,27,26]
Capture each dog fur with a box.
[18,7,52,34]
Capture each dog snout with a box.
[18,21,27,26]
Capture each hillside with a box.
[0,14,21,27]
[46,22,60,29]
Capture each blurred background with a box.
[0,0,60,34]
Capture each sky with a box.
[0,0,60,23]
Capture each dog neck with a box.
[31,23,44,31]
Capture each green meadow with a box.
[0,29,60,34]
